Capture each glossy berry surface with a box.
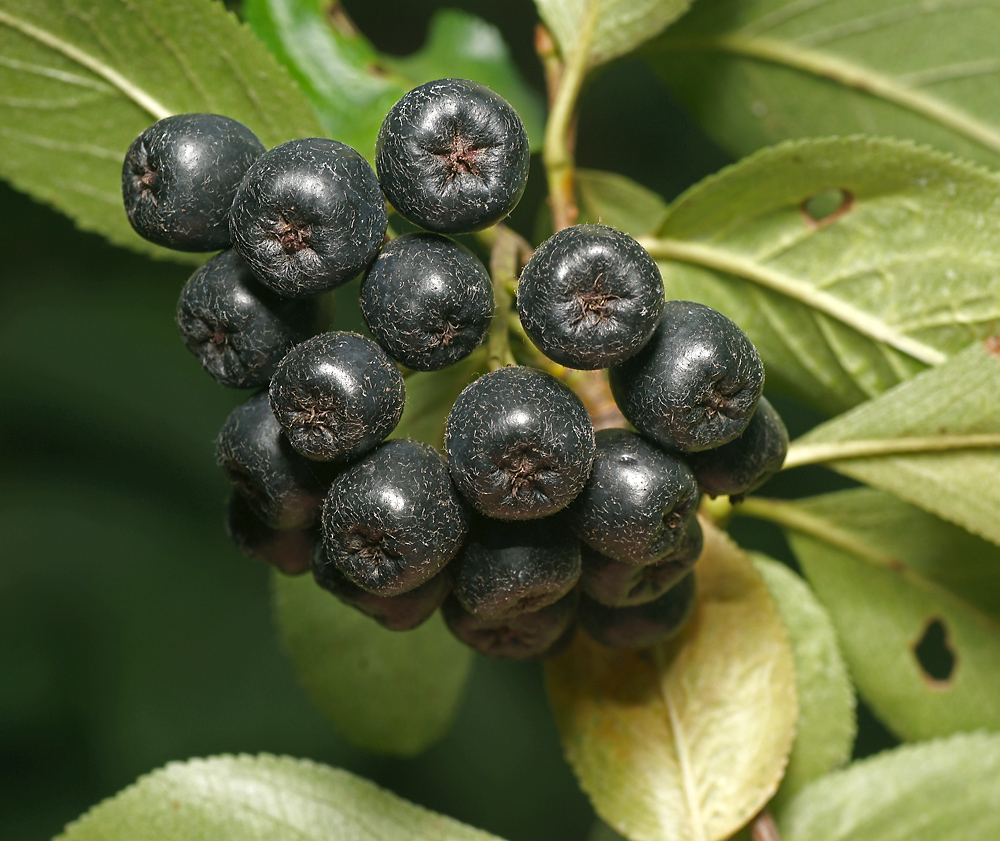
[268,331,405,463]
[230,137,387,298]
[566,428,700,565]
[360,233,494,371]
[123,113,264,251]
[442,588,578,660]
[445,366,595,520]
[318,439,469,596]
[579,571,696,649]
[215,391,326,530]
[177,249,317,388]
[686,396,789,500]
[517,224,664,370]
[579,518,702,608]
[449,516,581,622]
[376,79,529,234]
[609,300,765,452]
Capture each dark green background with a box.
[0,3,894,840]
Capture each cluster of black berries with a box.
[122,78,787,661]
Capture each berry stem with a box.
[486,227,524,370]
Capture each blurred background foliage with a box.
[0,1,895,839]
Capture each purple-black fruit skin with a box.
[268,331,405,463]
[216,391,327,530]
[311,541,451,631]
[517,224,665,370]
[565,428,700,565]
[376,79,529,234]
[609,300,765,453]
[319,439,470,597]
[442,587,579,660]
[230,138,387,298]
[225,491,316,575]
[579,570,696,649]
[360,233,495,371]
[579,517,703,607]
[123,113,264,251]
[686,396,789,501]
[177,249,317,388]
[445,366,596,521]
[449,515,581,622]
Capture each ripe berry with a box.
[516,224,664,370]
[376,79,529,234]
[449,516,581,622]
[176,249,317,388]
[579,571,696,649]
[609,301,765,452]
[268,331,405,463]
[216,391,327,530]
[445,366,596,520]
[579,519,703,608]
[122,113,264,251]
[565,428,700,565]
[225,491,315,575]
[686,396,789,500]
[360,233,495,371]
[230,138,387,298]
[442,588,578,660]
[318,439,470,596]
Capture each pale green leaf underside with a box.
[546,520,797,841]
[791,339,1000,546]
[750,490,1000,741]
[576,168,671,236]
[779,732,1000,841]
[751,556,855,814]
[638,136,1000,414]
[273,573,472,757]
[56,755,505,841]
[0,0,322,260]
[649,0,1000,170]
[535,0,694,68]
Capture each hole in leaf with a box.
[800,188,854,227]
[912,617,956,686]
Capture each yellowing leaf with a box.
[545,518,797,841]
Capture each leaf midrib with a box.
[0,9,171,120]
[658,32,1000,155]
[639,236,947,366]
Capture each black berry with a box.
[609,301,765,452]
[376,79,529,234]
[318,439,470,596]
[122,113,264,251]
[565,428,700,565]
[268,331,405,463]
[225,491,316,575]
[579,571,696,649]
[176,249,317,388]
[230,138,387,298]
[516,224,664,370]
[360,233,495,371]
[445,366,596,520]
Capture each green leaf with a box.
[648,0,1000,170]
[384,10,546,151]
[576,169,670,236]
[778,732,1000,841]
[243,0,407,159]
[244,3,545,160]
[273,572,472,756]
[0,0,322,260]
[536,0,695,69]
[638,136,1000,414]
[545,518,797,841]
[787,338,1000,546]
[742,490,1000,741]
[57,754,506,841]
[751,555,855,814]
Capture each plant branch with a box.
[783,434,1000,469]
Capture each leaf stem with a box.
[751,809,783,841]
[784,434,1000,469]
